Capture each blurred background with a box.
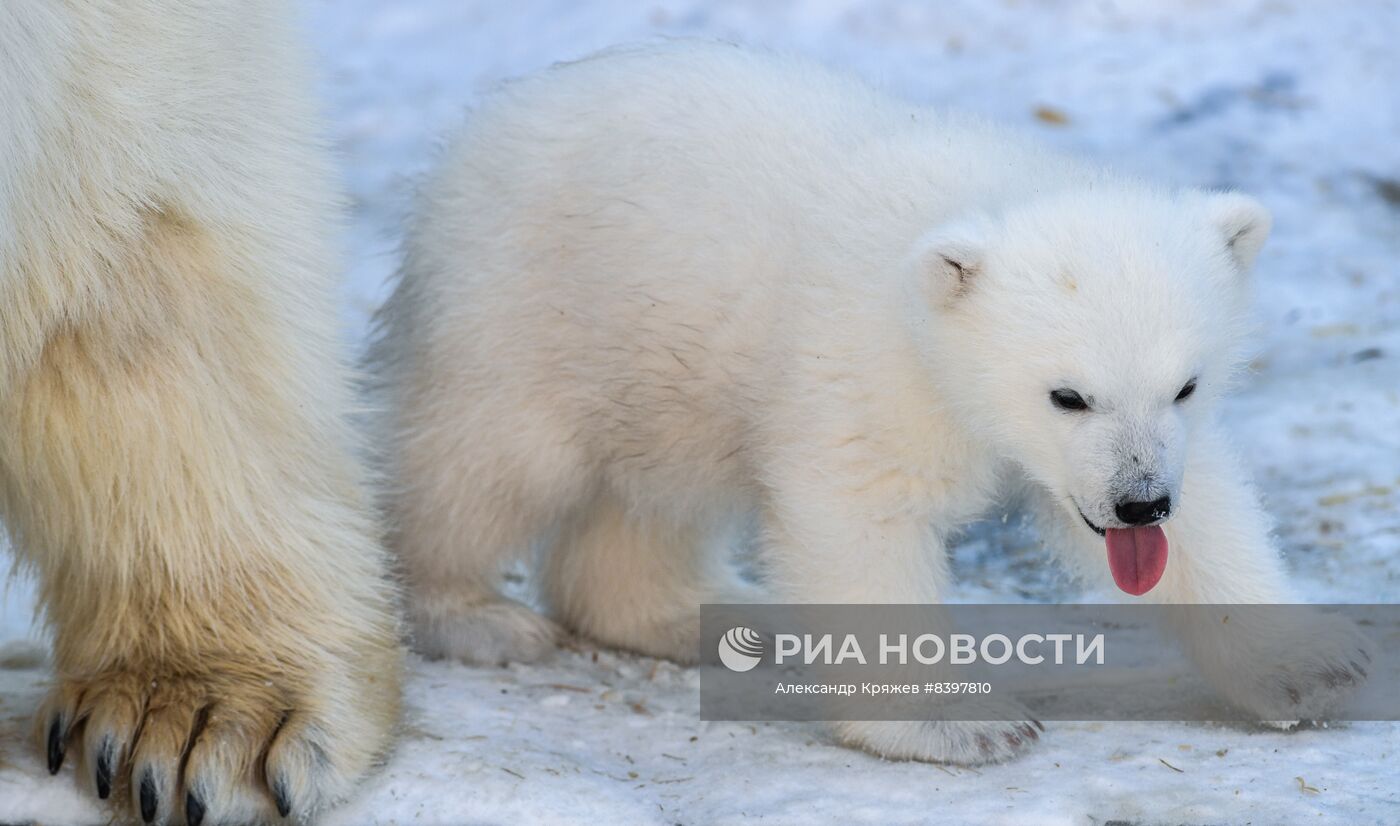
[4,1,1398,822]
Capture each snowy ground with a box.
[3,1,1400,823]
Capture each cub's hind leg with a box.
[541,493,754,663]
[381,380,592,666]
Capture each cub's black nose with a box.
[1115,496,1171,526]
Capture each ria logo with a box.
[718,626,765,672]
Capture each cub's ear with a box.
[909,218,991,306]
[1205,192,1271,273]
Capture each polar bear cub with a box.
[373,41,1367,764]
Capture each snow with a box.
[3,0,1399,823]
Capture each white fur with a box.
[2,1,401,821]
[374,41,1363,764]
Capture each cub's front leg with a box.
[1039,424,1371,722]
[761,448,1041,766]
[1147,426,1372,721]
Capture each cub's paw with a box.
[1225,615,1374,723]
[37,661,393,824]
[834,704,1044,766]
[412,595,560,666]
[557,578,763,665]
[595,610,702,665]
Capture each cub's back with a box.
[380,41,1064,492]
[391,44,910,450]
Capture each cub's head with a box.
[907,187,1270,594]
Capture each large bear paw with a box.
[37,656,394,825]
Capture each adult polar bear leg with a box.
[760,458,1042,766]
[1,1,401,822]
[1036,424,1370,721]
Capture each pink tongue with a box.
[1104,526,1169,596]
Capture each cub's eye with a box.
[1049,389,1089,412]
[1175,379,1198,403]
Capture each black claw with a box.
[139,771,157,823]
[47,717,65,775]
[95,739,113,799]
[186,791,206,826]
[272,778,292,818]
